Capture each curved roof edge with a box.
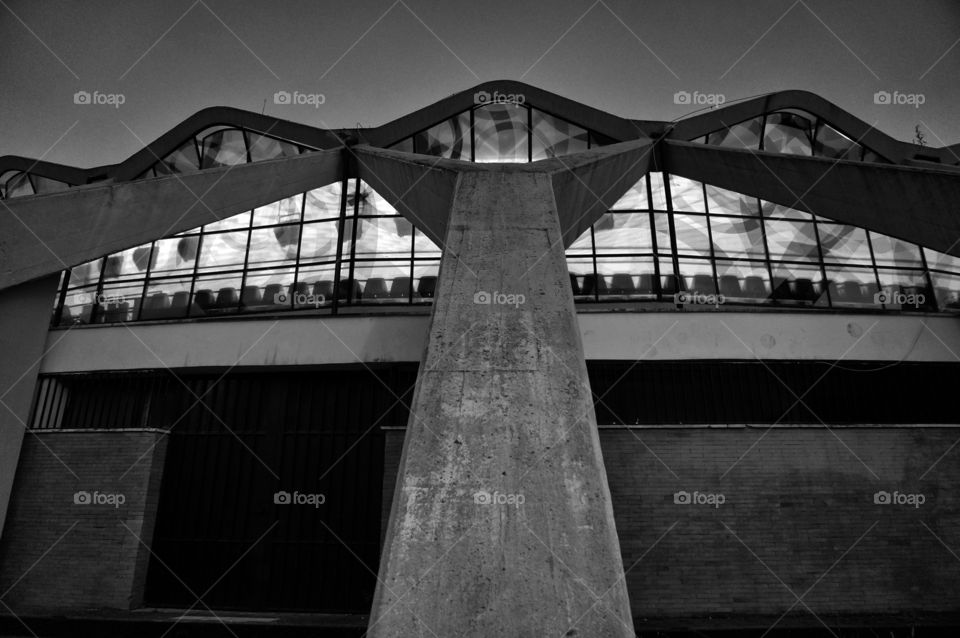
[2,83,956,187]
[667,89,959,166]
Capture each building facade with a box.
[1,81,959,635]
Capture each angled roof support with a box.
[663,140,960,258]
[0,149,343,291]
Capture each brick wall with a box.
[382,426,960,621]
[0,429,167,613]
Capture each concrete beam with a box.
[354,140,654,250]
[369,169,634,636]
[548,139,654,247]
[0,149,343,291]
[352,146,461,249]
[662,140,960,258]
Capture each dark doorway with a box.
[143,365,417,612]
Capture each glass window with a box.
[60,285,98,325]
[929,272,960,311]
[923,248,960,274]
[352,260,414,303]
[672,214,711,256]
[763,111,813,155]
[715,260,771,302]
[676,258,716,296]
[594,212,653,254]
[241,268,296,311]
[156,140,200,174]
[200,129,247,168]
[351,216,413,259]
[413,227,440,259]
[149,238,196,277]
[190,273,243,315]
[248,226,300,269]
[531,109,588,161]
[824,266,878,308]
[652,212,672,254]
[706,117,762,150]
[770,262,826,305]
[669,175,705,212]
[304,182,343,222]
[412,261,440,301]
[354,180,396,217]
[595,257,656,299]
[474,104,528,163]
[876,269,933,311]
[252,194,302,227]
[414,111,472,161]
[32,175,69,194]
[567,228,593,256]
[648,172,668,210]
[759,199,813,220]
[818,224,872,265]
[68,259,103,288]
[814,122,863,160]
[389,137,414,153]
[567,257,594,299]
[102,244,155,281]
[293,264,335,308]
[299,221,341,262]
[705,184,759,216]
[197,230,249,272]
[610,176,648,210]
[205,210,251,233]
[868,232,923,268]
[140,277,193,320]
[764,219,820,261]
[4,172,34,198]
[246,132,299,162]
[710,215,766,259]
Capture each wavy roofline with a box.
[2,80,957,186]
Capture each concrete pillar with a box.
[369,169,634,636]
[0,274,60,539]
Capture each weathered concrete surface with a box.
[662,140,960,258]
[0,149,343,291]
[368,170,634,637]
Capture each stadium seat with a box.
[215,287,239,310]
[792,278,818,302]
[581,274,608,296]
[389,277,411,299]
[636,274,657,295]
[417,276,437,298]
[742,276,768,298]
[608,274,635,295]
[661,274,684,295]
[169,291,190,317]
[263,283,286,306]
[364,277,389,299]
[313,280,334,301]
[718,275,742,298]
[692,274,715,295]
[241,285,262,307]
[140,292,171,320]
[338,277,362,301]
[771,277,792,300]
[192,289,216,313]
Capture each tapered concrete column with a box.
[369,169,634,636]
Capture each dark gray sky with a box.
[2,0,958,168]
